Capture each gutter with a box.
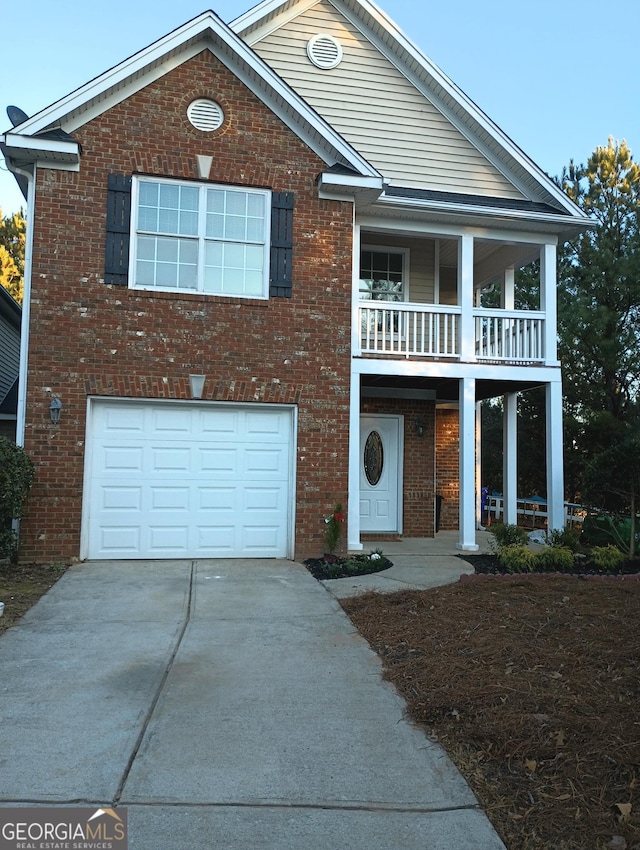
[11,164,35,448]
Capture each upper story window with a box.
[359,247,408,302]
[131,177,271,298]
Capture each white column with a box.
[476,402,483,528]
[545,379,565,532]
[458,235,475,361]
[351,220,362,356]
[457,377,479,551]
[503,267,515,310]
[541,243,558,364]
[347,369,363,551]
[503,392,518,525]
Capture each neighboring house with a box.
[0,285,20,440]
[0,0,590,563]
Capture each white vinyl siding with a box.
[0,314,20,402]
[250,0,526,199]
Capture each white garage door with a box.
[84,400,294,559]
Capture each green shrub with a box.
[590,544,626,572]
[548,527,579,553]
[535,545,575,572]
[491,523,529,549]
[0,437,35,561]
[497,544,537,573]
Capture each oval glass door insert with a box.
[364,430,384,486]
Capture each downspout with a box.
[12,163,36,448]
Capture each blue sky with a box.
[1,0,638,214]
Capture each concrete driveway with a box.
[0,558,505,849]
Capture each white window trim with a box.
[129,175,272,299]
[359,244,410,301]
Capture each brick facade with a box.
[21,51,355,562]
[435,408,460,531]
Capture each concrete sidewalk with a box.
[0,556,504,849]
[322,531,493,598]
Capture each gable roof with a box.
[232,0,587,222]
[1,9,381,192]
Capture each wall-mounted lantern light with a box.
[414,418,425,438]
[189,374,206,399]
[49,396,62,424]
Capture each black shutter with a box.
[104,174,132,285]
[269,191,294,298]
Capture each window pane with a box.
[244,270,263,295]
[178,263,197,289]
[247,193,265,217]
[157,262,178,287]
[222,267,244,293]
[179,239,198,264]
[138,205,159,232]
[246,216,264,242]
[139,182,159,206]
[207,189,225,214]
[225,243,246,269]
[137,236,155,261]
[157,238,178,262]
[159,183,180,209]
[136,260,155,286]
[203,265,223,293]
[245,245,264,273]
[225,192,247,216]
[224,214,246,241]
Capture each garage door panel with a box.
[86,401,293,559]
[99,526,141,554]
[150,487,190,511]
[148,525,189,552]
[198,486,236,511]
[199,447,238,473]
[102,446,144,472]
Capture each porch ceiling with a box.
[361,375,544,403]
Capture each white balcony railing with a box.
[474,309,545,362]
[359,302,461,357]
[358,302,545,362]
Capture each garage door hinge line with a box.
[112,560,196,805]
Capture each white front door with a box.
[359,415,402,533]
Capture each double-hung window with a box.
[131,177,271,298]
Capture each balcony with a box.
[358,302,546,363]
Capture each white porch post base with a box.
[457,376,479,551]
[347,369,364,552]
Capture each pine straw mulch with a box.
[341,573,640,850]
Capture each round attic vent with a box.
[187,98,225,132]
[307,34,343,69]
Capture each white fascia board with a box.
[10,12,221,137]
[352,357,562,384]
[231,0,318,42]
[330,0,585,220]
[2,132,80,162]
[10,9,377,180]
[376,194,593,235]
[356,214,560,246]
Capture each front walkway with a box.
[323,531,493,599]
